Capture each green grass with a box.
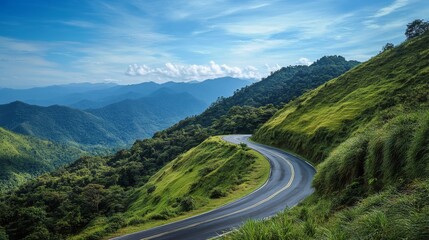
[72,136,270,239]
[254,31,429,164]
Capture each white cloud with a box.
[126,61,263,81]
[374,0,409,18]
[296,57,312,66]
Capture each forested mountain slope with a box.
[194,56,359,127]
[0,101,124,147]
[0,127,84,190]
[0,91,206,148]
[87,91,206,141]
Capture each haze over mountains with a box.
[0,77,251,109]
[0,77,250,148]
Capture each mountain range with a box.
[0,77,249,148]
[0,77,251,109]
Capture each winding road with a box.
[113,134,316,240]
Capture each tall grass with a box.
[313,111,428,196]
[226,180,429,240]
[406,113,429,179]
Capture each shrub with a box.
[209,187,227,199]
[180,196,196,212]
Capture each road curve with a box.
[112,134,316,240]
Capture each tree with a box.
[381,43,394,52]
[81,184,105,213]
[405,19,429,39]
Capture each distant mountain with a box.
[0,82,117,106]
[87,90,207,142]
[0,127,84,190]
[70,77,251,109]
[0,77,251,109]
[0,90,207,148]
[0,101,123,146]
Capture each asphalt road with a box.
[113,134,316,240]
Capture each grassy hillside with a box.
[254,31,429,164]
[228,29,429,239]
[0,127,84,190]
[74,136,269,239]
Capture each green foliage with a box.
[405,19,429,39]
[209,187,227,199]
[381,42,394,52]
[180,196,196,212]
[0,227,8,240]
[211,105,279,134]
[0,127,84,190]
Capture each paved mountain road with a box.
[113,134,316,240]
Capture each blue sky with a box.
[0,0,428,88]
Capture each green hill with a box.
[226,29,429,239]
[0,127,84,190]
[254,31,429,164]
[75,137,269,239]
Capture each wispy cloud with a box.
[374,0,409,18]
[60,20,97,28]
[1,0,428,88]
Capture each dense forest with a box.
[0,127,84,191]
